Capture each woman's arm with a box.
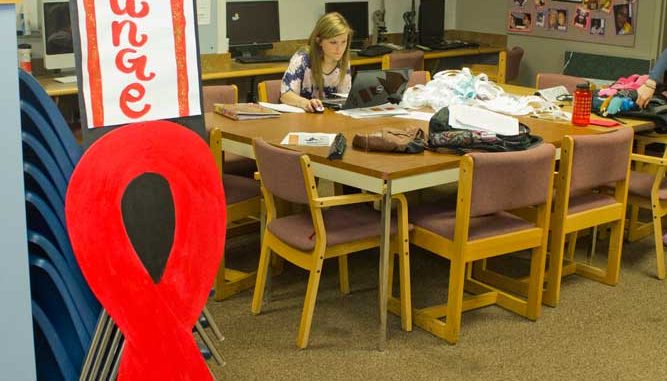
[638,49,667,108]
[280,91,322,112]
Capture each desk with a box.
[204,94,651,350]
[38,46,506,97]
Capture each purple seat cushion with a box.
[409,203,534,241]
[267,205,399,251]
[224,153,257,177]
[568,192,617,214]
[223,174,261,205]
[628,171,667,200]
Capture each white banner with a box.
[77,0,201,128]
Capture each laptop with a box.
[322,69,412,110]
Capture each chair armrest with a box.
[634,133,667,146]
[313,193,382,208]
[254,171,261,181]
[631,153,667,167]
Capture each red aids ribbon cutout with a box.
[65,121,226,380]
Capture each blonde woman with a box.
[280,13,353,112]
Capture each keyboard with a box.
[357,45,395,57]
[425,40,479,51]
[236,55,291,64]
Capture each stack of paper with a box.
[258,102,305,113]
[337,103,409,119]
[448,104,519,136]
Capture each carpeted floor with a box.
[204,230,667,381]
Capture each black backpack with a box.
[428,107,543,153]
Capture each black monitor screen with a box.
[227,1,280,46]
[419,0,445,44]
[324,2,369,39]
[44,2,73,55]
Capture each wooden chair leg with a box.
[627,204,642,242]
[296,256,325,349]
[566,231,578,261]
[213,255,228,302]
[251,240,272,315]
[443,257,466,344]
[604,219,625,285]
[397,239,412,332]
[525,245,548,320]
[338,255,350,295]
[544,225,567,307]
[652,205,666,280]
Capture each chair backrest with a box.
[257,80,282,103]
[253,139,310,204]
[382,50,425,71]
[32,301,80,381]
[24,162,66,224]
[202,85,238,113]
[506,46,524,82]
[567,127,634,194]
[21,102,76,178]
[22,132,69,199]
[18,70,82,165]
[467,143,556,217]
[407,70,431,87]
[536,73,585,93]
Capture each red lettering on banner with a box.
[111,20,148,47]
[110,0,150,18]
[115,49,155,81]
[120,83,151,119]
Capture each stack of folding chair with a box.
[18,70,224,380]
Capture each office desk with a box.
[205,98,650,350]
[38,46,506,97]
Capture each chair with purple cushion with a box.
[250,138,411,349]
[626,133,667,279]
[536,73,585,94]
[409,143,556,344]
[407,70,431,87]
[257,80,283,104]
[203,85,257,177]
[208,127,263,300]
[381,50,424,71]
[542,127,633,306]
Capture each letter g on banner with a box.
[65,121,226,380]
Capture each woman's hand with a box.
[637,80,656,109]
[300,98,324,113]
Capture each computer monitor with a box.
[41,0,75,71]
[419,0,446,46]
[227,1,280,58]
[324,2,368,48]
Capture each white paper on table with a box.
[449,104,519,136]
[337,103,409,119]
[331,92,349,98]
[280,133,337,146]
[394,111,434,121]
[258,102,305,113]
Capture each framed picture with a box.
[508,10,533,32]
[590,18,605,35]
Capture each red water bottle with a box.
[571,82,592,126]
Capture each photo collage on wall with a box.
[508,0,637,40]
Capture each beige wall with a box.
[454,0,666,86]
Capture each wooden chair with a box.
[542,127,634,306]
[250,139,411,349]
[407,70,431,87]
[208,127,263,300]
[536,73,585,94]
[257,79,282,103]
[626,132,667,279]
[505,46,524,83]
[381,50,424,71]
[203,85,256,177]
[408,144,556,344]
[202,84,238,113]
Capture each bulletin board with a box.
[506,0,638,47]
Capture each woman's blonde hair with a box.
[305,12,353,98]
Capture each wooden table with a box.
[37,46,505,97]
[204,95,652,350]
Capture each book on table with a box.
[214,103,281,120]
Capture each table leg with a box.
[378,180,392,351]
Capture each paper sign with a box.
[196,0,211,25]
[76,0,202,128]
